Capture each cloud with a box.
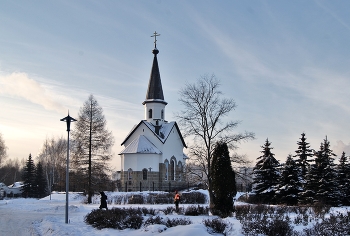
[0,72,65,113]
[333,140,350,156]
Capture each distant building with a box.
[235,167,253,192]
[119,36,188,192]
[0,182,23,199]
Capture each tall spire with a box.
[144,31,166,103]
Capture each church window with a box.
[128,168,133,180]
[170,159,175,181]
[164,160,169,180]
[142,168,148,180]
[149,109,152,118]
[161,109,164,119]
[178,162,183,181]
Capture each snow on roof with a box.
[121,120,186,148]
[119,135,162,154]
[143,121,175,141]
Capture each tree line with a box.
[0,95,116,199]
[251,133,350,206]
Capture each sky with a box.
[1,1,350,169]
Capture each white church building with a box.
[119,36,188,192]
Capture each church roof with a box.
[143,48,167,105]
[119,135,161,154]
[120,120,187,148]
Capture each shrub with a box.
[311,202,331,218]
[184,205,209,216]
[241,215,297,236]
[154,193,173,204]
[181,192,207,204]
[235,205,251,220]
[203,218,232,236]
[163,206,175,215]
[304,212,350,236]
[128,195,144,204]
[84,208,143,230]
[144,216,192,228]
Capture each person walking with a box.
[99,191,108,210]
[174,190,180,212]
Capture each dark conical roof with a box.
[145,49,165,101]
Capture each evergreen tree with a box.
[21,154,36,198]
[211,142,236,217]
[252,139,280,204]
[34,162,48,198]
[336,152,350,205]
[294,133,313,178]
[72,94,114,203]
[300,137,339,206]
[276,154,302,205]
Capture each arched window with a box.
[128,168,133,180]
[161,109,164,119]
[170,159,175,181]
[164,160,169,180]
[178,161,183,181]
[142,168,148,180]
[148,109,152,118]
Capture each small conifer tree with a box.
[252,139,280,204]
[337,152,350,205]
[211,142,237,217]
[21,154,36,198]
[276,154,302,205]
[34,162,48,198]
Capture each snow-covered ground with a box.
[0,191,241,236]
[0,191,349,236]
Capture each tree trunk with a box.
[88,101,93,204]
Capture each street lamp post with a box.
[49,170,52,200]
[60,112,77,224]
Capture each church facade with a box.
[119,38,188,192]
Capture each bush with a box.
[144,216,192,228]
[203,218,232,236]
[128,195,144,204]
[184,205,209,216]
[241,215,297,236]
[154,193,173,204]
[181,192,207,204]
[162,206,174,215]
[235,205,251,220]
[84,208,143,230]
[304,212,350,236]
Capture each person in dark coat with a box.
[99,191,108,210]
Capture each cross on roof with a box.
[151,31,160,48]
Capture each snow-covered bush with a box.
[203,218,232,236]
[184,205,209,216]
[84,208,143,230]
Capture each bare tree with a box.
[176,74,255,208]
[37,137,67,192]
[0,133,8,166]
[71,94,114,203]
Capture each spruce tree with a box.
[294,133,313,178]
[276,154,302,205]
[211,142,237,217]
[34,162,48,198]
[21,154,36,198]
[301,137,339,206]
[252,139,280,204]
[336,152,350,205]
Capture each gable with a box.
[119,135,161,154]
[121,120,187,148]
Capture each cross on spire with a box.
[151,31,160,49]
